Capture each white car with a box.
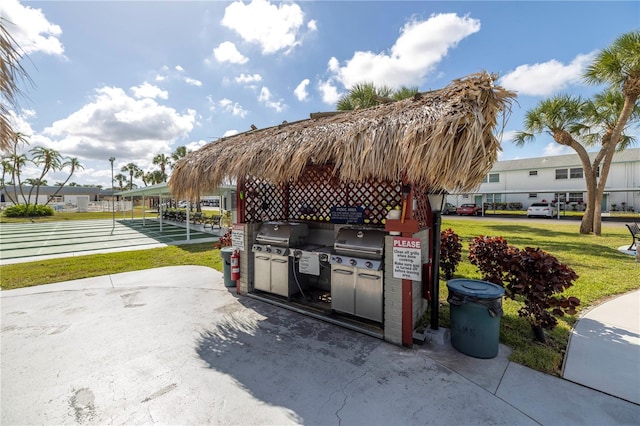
[527,202,558,218]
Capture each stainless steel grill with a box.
[252,222,308,298]
[330,227,386,322]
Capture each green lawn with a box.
[1,217,637,376]
[434,218,639,375]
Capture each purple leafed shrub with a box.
[440,228,462,280]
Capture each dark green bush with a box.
[3,204,55,217]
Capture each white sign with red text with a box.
[392,237,422,280]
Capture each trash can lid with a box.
[446,279,504,298]
[220,247,235,253]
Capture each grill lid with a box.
[255,221,308,247]
[334,227,385,259]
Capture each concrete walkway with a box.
[563,290,640,404]
[1,266,638,425]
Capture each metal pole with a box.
[430,210,442,330]
[109,157,115,234]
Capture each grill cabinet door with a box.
[331,266,355,315]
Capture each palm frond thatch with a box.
[170,72,516,198]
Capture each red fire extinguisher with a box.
[231,250,240,283]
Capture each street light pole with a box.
[109,157,115,234]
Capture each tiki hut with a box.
[170,72,515,199]
[169,71,516,347]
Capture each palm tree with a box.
[153,153,170,181]
[45,157,84,206]
[170,146,190,170]
[337,82,418,111]
[582,30,640,235]
[514,31,640,235]
[121,162,143,190]
[0,18,33,153]
[114,173,127,190]
[29,147,62,205]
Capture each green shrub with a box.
[3,204,55,217]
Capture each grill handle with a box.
[333,245,382,258]
[256,236,289,246]
[333,269,354,275]
[357,273,381,280]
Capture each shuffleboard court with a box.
[0,219,220,265]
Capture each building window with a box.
[462,194,469,199]
[486,193,502,203]
[568,192,583,203]
[482,173,499,183]
[528,193,537,198]
[529,170,538,176]
[570,167,583,179]
[555,169,568,180]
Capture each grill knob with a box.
[255,246,262,251]
[349,259,357,266]
[365,261,373,269]
[335,256,342,263]
[266,246,272,253]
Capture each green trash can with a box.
[220,247,236,287]
[446,279,504,359]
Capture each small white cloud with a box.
[499,52,597,97]
[3,0,65,56]
[294,79,310,102]
[235,73,263,84]
[155,74,165,82]
[219,98,248,118]
[221,0,311,54]
[184,77,203,87]
[318,79,341,105]
[223,129,239,137]
[130,82,169,100]
[175,65,185,72]
[543,143,572,157]
[186,139,207,152]
[212,41,249,64]
[258,87,285,112]
[307,20,317,32]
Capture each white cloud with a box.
[258,87,285,112]
[294,79,310,102]
[42,86,195,161]
[219,98,248,118]
[318,79,341,105]
[175,65,185,72]
[130,82,169,100]
[223,129,239,137]
[155,74,165,82]
[184,77,203,87]
[212,41,249,64]
[499,52,597,96]
[3,0,64,56]
[235,73,263,84]
[186,139,207,152]
[307,19,317,32]
[221,0,309,54]
[327,13,480,90]
[543,143,572,157]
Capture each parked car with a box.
[441,203,457,215]
[527,202,558,218]
[456,203,482,216]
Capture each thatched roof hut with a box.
[170,72,515,198]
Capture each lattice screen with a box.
[242,165,411,226]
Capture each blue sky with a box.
[4,0,639,188]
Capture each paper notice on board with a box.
[298,252,320,275]
[231,224,244,251]
[392,237,422,280]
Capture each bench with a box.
[625,222,640,250]
[203,215,221,229]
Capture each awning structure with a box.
[115,182,236,240]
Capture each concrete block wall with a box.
[237,223,261,294]
[384,235,402,345]
[383,229,431,346]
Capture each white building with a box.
[447,148,640,212]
